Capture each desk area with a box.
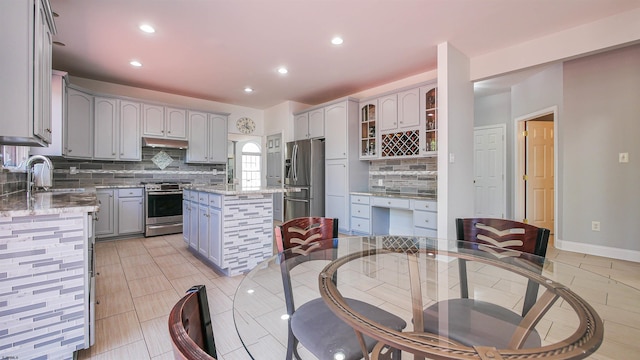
[232,236,637,359]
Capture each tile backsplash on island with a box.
[369,157,437,196]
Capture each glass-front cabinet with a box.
[421,86,438,156]
[359,101,377,159]
[358,82,437,160]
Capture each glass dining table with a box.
[232,236,639,359]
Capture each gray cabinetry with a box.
[186,111,228,163]
[0,0,56,146]
[324,102,349,160]
[142,104,187,140]
[65,87,94,158]
[198,203,210,257]
[294,109,324,140]
[94,97,141,161]
[96,188,144,239]
[95,190,116,237]
[117,188,144,235]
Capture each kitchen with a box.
[2,0,640,359]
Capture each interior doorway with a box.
[473,125,506,218]
[515,108,556,234]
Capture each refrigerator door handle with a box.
[292,144,299,182]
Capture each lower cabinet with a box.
[413,199,437,237]
[96,188,144,239]
[208,207,222,264]
[348,193,437,236]
[198,204,210,257]
[118,190,144,235]
[95,190,115,237]
[350,195,371,235]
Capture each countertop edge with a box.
[350,191,437,201]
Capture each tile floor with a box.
[76,234,640,359]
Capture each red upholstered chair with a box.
[276,217,407,360]
[422,218,550,350]
[168,285,217,360]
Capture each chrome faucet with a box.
[25,155,54,199]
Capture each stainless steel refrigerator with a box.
[283,138,325,220]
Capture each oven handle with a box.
[146,191,184,196]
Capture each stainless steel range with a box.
[143,182,189,237]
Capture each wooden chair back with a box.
[276,217,338,252]
[168,285,217,360]
[456,218,550,315]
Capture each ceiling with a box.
[50,0,640,110]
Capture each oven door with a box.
[145,191,183,225]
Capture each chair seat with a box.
[422,298,541,349]
[291,298,407,360]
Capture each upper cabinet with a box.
[324,102,348,160]
[294,109,324,140]
[186,111,228,164]
[359,82,437,160]
[359,100,377,159]
[93,97,141,161]
[0,0,56,146]
[142,104,187,140]
[65,87,94,159]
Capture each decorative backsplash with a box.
[0,148,226,194]
[368,157,437,196]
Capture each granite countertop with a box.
[185,184,301,195]
[351,191,437,201]
[0,188,99,217]
[95,184,143,189]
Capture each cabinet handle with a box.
[112,152,116,155]
[425,219,429,223]
[46,128,52,133]
[68,149,72,152]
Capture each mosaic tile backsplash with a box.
[368,157,437,196]
[0,148,226,194]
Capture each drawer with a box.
[208,194,222,208]
[350,203,370,219]
[372,196,410,210]
[351,195,370,205]
[413,199,436,211]
[414,227,437,238]
[351,217,370,234]
[183,190,191,200]
[197,192,209,205]
[118,188,143,198]
[414,210,437,230]
[188,191,198,201]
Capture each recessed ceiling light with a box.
[130,60,142,67]
[244,87,253,93]
[331,36,344,45]
[277,67,288,74]
[139,24,155,33]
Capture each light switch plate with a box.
[619,152,629,163]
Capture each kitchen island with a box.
[183,185,296,276]
[0,190,98,359]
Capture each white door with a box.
[473,125,505,218]
[526,121,554,231]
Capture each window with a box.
[241,142,261,188]
[1,145,29,170]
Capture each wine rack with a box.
[381,130,420,157]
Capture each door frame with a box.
[474,124,507,218]
[513,106,558,235]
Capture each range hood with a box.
[142,137,189,149]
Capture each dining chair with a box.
[168,285,217,360]
[276,217,407,360]
[422,218,551,349]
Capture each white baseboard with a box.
[555,238,640,263]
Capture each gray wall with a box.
[562,44,640,251]
[474,44,640,255]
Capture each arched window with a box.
[241,142,261,188]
